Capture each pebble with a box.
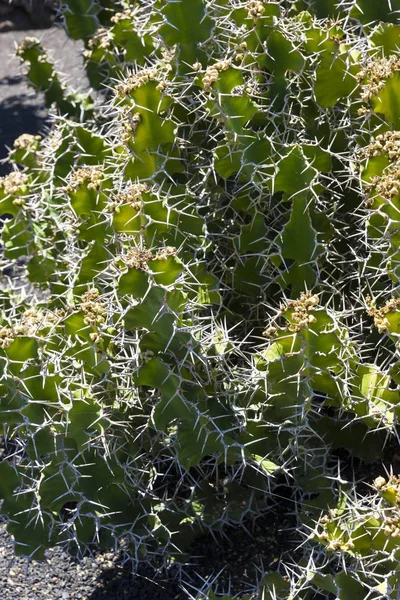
[0,523,186,599]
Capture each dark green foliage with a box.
[2,1,400,598]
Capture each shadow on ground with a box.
[84,509,296,600]
[0,75,48,174]
[88,563,185,600]
[0,2,55,32]
[0,22,86,176]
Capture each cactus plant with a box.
[16,37,94,120]
[2,0,400,598]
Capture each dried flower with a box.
[0,327,15,349]
[124,248,154,271]
[366,295,400,333]
[357,56,400,101]
[203,60,231,91]
[80,289,107,326]
[0,172,28,196]
[247,1,265,19]
[13,133,41,152]
[65,166,103,193]
[116,68,158,95]
[16,37,41,56]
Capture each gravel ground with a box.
[0,434,294,599]
[0,513,293,600]
[0,523,187,600]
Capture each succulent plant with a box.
[2,0,400,598]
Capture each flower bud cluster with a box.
[203,59,231,92]
[80,289,107,326]
[110,183,148,212]
[316,519,355,552]
[0,172,28,196]
[362,132,400,203]
[65,166,103,193]
[284,292,319,332]
[116,68,159,95]
[262,326,278,339]
[0,309,63,349]
[124,246,176,270]
[139,349,154,363]
[155,246,176,262]
[119,108,141,144]
[374,476,400,536]
[16,37,41,56]
[84,28,112,59]
[15,309,54,335]
[13,133,41,152]
[357,56,400,101]
[361,131,400,161]
[366,296,400,333]
[0,327,16,349]
[263,293,319,337]
[110,7,136,24]
[369,163,400,199]
[247,1,265,19]
[316,512,356,552]
[383,513,400,537]
[124,248,154,271]
[374,474,400,497]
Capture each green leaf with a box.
[159,0,213,46]
[360,366,390,401]
[77,242,110,284]
[209,68,257,134]
[4,491,54,558]
[0,461,20,499]
[39,465,81,512]
[303,0,345,18]
[153,381,198,431]
[64,0,99,40]
[2,218,34,260]
[302,144,332,172]
[252,455,279,474]
[371,23,400,55]
[280,195,323,263]
[310,573,337,595]
[274,147,314,198]
[315,44,357,108]
[129,83,176,153]
[112,204,144,234]
[336,573,368,600]
[112,19,153,63]
[137,357,170,388]
[371,72,400,128]
[124,286,165,330]
[264,31,304,74]
[26,429,54,460]
[235,214,267,253]
[67,397,106,448]
[214,144,241,178]
[350,0,400,24]
[118,269,149,300]
[176,420,228,469]
[64,312,92,342]
[140,313,175,353]
[5,337,38,364]
[149,256,183,286]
